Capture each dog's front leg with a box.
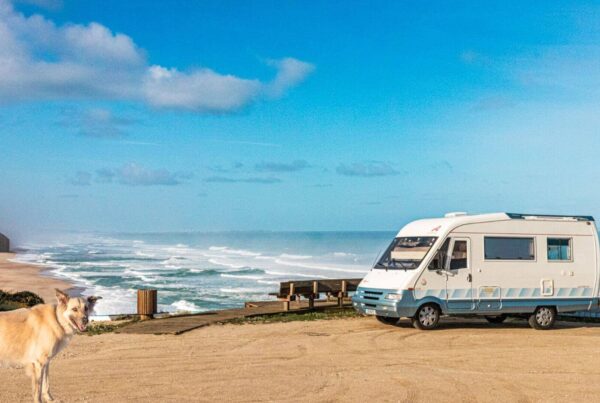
[42,362,54,402]
[30,362,44,403]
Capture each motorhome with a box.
[352,212,600,330]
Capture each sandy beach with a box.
[2,252,600,402]
[0,253,73,303]
[1,315,600,402]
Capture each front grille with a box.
[360,289,384,303]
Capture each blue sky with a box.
[1,0,600,239]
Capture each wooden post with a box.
[137,289,157,320]
[338,280,347,308]
[308,281,318,310]
[283,283,295,311]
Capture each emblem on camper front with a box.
[431,225,441,232]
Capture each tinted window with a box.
[548,238,571,261]
[484,237,535,260]
[449,240,468,269]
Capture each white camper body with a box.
[352,212,600,329]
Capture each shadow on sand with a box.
[390,316,600,331]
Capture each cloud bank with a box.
[70,163,192,187]
[0,1,314,112]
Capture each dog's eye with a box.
[72,307,78,312]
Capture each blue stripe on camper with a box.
[415,287,593,300]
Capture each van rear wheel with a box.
[528,306,556,330]
[376,315,399,325]
[485,314,507,324]
[412,303,441,330]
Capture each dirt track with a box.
[1,316,600,402]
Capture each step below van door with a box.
[445,238,475,311]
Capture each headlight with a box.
[385,293,403,300]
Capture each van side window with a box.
[428,239,450,270]
[449,240,468,269]
[484,237,535,260]
[547,238,572,261]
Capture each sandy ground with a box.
[0,253,73,303]
[2,316,600,402]
[2,252,600,401]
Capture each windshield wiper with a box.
[375,260,417,270]
[388,260,417,270]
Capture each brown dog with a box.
[0,289,101,402]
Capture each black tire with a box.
[411,303,441,330]
[485,314,507,324]
[376,315,399,325]
[528,306,556,330]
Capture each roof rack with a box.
[506,213,595,222]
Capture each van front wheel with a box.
[412,304,441,330]
[528,306,556,330]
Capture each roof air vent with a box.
[445,212,468,218]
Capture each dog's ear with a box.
[55,289,69,306]
[87,295,102,308]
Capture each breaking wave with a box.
[13,231,392,316]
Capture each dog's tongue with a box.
[77,322,87,332]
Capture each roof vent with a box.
[445,212,468,218]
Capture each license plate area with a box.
[365,308,376,315]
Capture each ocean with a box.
[14,231,394,316]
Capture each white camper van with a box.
[352,212,600,330]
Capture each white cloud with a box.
[62,22,143,65]
[76,163,192,186]
[0,0,314,112]
[116,163,186,186]
[142,66,261,112]
[264,58,315,98]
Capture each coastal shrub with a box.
[86,320,135,336]
[0,290,45,311]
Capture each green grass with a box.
[85,319,138,336]
[227,308,359,325]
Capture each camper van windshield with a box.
[375,237,437,270]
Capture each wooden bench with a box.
[270,278,363,311]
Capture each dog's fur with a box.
[0,289,101,403]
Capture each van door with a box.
[445,238,474,311]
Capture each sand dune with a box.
[2,316,600,402]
